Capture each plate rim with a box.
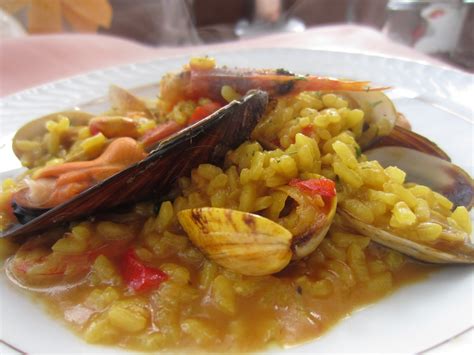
[1,47,473,103]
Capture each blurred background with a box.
[1,0,473,71]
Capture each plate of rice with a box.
[0,49,472,353]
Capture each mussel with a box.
[12,86,155,168]
[2,91,269,240]
[12,137,147,217]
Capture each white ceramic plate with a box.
[0,49,473,354]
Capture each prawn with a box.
[159,61,383,112]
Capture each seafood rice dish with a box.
[0,57,472,352]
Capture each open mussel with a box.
[2,91,269,240]
[12,137,147,223]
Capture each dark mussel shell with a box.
[12,192,47,225]
[3,91,269,240]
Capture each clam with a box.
[178,208,293,276]
[177,193,337,276]
[12,110,94,167]
[339,209,474,264]
[342,91,398,143]
[394,112,412,130]
[11,86,154,168]
[365,125,451,161]
[277,185,338,260]
[108,85,155,118]
[339,145,474,264]
[2,91,269,240]
[365,146,473,209]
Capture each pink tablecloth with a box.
[0,24,450,98]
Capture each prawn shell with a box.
[160,66,380,112]
[3,91,269,240]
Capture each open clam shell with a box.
[12,86,154,166]
[340,145,473,264]
[365,146,474,210]
[12,110,94,166]
[255,91,398,151]
[276,185,338,260]
[291,194,337,259]
[365,125,451,161]
[343,91,398,143]
[3,91,268,240]
[109,85,155,118]
[339,209,474,264]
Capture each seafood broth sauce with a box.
[36,234,436,351]
[0,57,470,352]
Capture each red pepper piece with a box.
[89,125,100,136]
[301,125,313,136]
[140,121,182,149]
[289,178,336,197]
[121,249,168,292]
[188,101,222,125]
